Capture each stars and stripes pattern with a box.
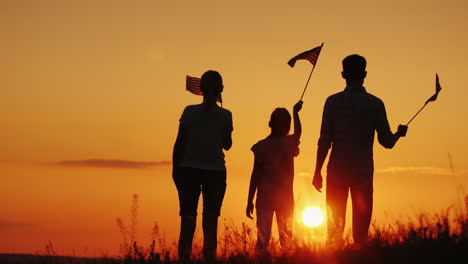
[288,43,323,68]
[186,75,222,103]
[186,75,202,95]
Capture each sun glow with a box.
[302,207,325,227]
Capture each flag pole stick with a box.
[299,65,316,101]
[406,102,428,126]
[299,42,323,101]
[406,73,442,126]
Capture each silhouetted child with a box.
[246,100,303,253]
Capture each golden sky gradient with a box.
[2,0,468,256]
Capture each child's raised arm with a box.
[292,100,303,139]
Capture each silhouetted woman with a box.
[172,70,233,262]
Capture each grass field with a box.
[1,195,467,264]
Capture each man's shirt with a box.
[318,86,396,185]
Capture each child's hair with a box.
[200,70,223,96]
[269,108,291,136]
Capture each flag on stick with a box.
[425,73,442,104]
[288,43,324,100]
[288,43,323,68]
[186,75,222,103]
[406,73,442,126]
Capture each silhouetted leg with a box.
[201,170,226,262]
[256,207,273,254]
[202,214,218,262]
[326,181,349,247]
[351,182,373,245]
[173,167,202,262]
[178,216,196,262]
[276,203,294,249]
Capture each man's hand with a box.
[312,171,323,193]
[397,125,408,137]
[293,100,303,113]
[246,201,254,219]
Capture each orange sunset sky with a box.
[2,0,468,257]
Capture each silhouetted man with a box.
[246,101,303,254]
[312,54,408,247]
[173,70,233,262]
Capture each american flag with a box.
[425,73,442,104]
[186,75,222,103]
[186,75,202,95]
[288,43,323,68]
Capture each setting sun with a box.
[302,207,325,227]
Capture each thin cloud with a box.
[56,159,171,169]
[0,160,23,164]
[0,220,32,229]
[376,166,468,176]
[299,167,468,177]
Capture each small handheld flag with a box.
[288,43,324,100]
[425,73,442,104]
[288,44,323,68]
[186,75,222,103]
[406,73,442,126]
[186,75,202,95]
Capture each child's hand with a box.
[396,125,408,137]
[293,100,303,113]
[246,201,254,219]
